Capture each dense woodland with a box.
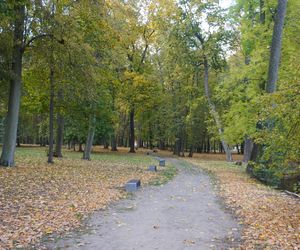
[0,0,299,189]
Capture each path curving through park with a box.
[44,159,241,250]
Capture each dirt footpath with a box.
[44,159,241,250]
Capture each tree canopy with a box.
[0,0,298,184]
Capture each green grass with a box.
[13,146,156,165]
[149,163,178,186]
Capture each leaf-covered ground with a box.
[185,159,300,250]
[0,147,163,249]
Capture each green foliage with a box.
[1,0,299,174]
[252,163,281,187]
[219,0,300,177]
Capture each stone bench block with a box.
[159,159,165,167]
[125,179,141,192]
[148,165,157,172]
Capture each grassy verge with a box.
[0,147,166,249]
[184,159,300,250]
[149,163,178,186]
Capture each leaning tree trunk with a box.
[83,112,96,160]
[0,4,25,167]
[203,57,233,162]
[47,65,55,164]
[249,0,287,168]
[266,0,287,94]
[54,89,64,157]
[129,108,135,153]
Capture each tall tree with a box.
[266,0,287,94]
[0,3,25,166]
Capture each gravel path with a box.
[44,158,241,250]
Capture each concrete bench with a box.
[159,159,165,167]
[148,165,157,172]
[125,179,141,192]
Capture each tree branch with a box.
[23,33,65,52]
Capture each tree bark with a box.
[249,0,287,165]
[111,132,118,151]
[54,89,64,157]
[0,4,25,167]
[245,0,267,164]
[188,145,194,157]
[266,0,287,94]
[203,57,232,161]
[129,108,135,153]
[79,143,83,152]
[83,113,96,160]
[243,138,253,163]
[149,124,153,150]
[260,0,266,24]
[104,140,109,149]
[180,133,185,157]
[241,142,244,154]
[47,65,55,164]
[207,136,210,153]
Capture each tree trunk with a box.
[243,138,253,163]
[250,143,262,162]
[203,57,232,161]
[207,136,210,153]
[54,89,64,158]
[220,142,223,153]
[260,0,266,24]
[174,138,180,156]
[79,143,83,152]
[104,140,109,149]
[249,0,287,166]
[47,65,55,164]
[129,108,135,153]
[245,0,267,164]
[111,132,118,151]
[241,142,244,154]
[180,134,185,157]
[149,126,153,150]
[119,114,127,147]
[0,4,25,167]
[188,145,194,157]
[266,0,287,94]
[83,113,96,160]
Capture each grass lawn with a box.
[0,146,174,249]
